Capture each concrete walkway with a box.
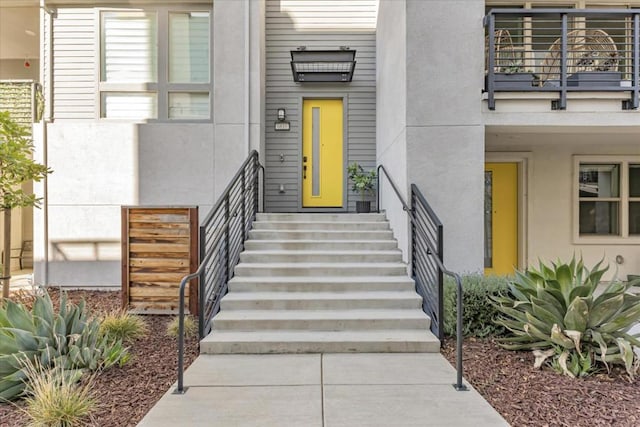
[138,353,508,427]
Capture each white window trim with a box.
[573,155,640,244]
[95,6,213,123]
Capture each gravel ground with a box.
[0,289,199,427]
[442,337,640,427]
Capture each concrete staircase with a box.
[200,213,440,353]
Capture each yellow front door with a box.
[484,163,518,276]
[302,99,343,207]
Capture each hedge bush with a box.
[443,274,510,338]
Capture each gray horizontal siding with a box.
[265,0,377,212]
[52,8,96,119]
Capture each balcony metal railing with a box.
[484,9,640,110]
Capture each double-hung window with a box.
[99,8,211,121]
[575,156,640,241]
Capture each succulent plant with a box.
[0,292,129,401]
[492,258,640,379]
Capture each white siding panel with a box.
[52,8,96,119]
[265,0,377,212]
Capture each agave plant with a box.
[0,292,130,401]
[492,258,640,379]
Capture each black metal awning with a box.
[290,49,356,82]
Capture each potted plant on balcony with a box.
[348,162,377,213]
[491,63,536,90]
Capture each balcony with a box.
[484,9,640,111]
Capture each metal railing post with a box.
[198,226,206,339]
[259,158,265,214]
[224,195,230,281]
[241,170,246,241]
[633,14,640,109]
[410,189,417,277]
[173,272,196,395]
[256,159,261,215]
[558,13,568,110]
[376,165,382,213]
[175,278,186,394]
[487,13,496,110]
[453,273,466,391]
[436,223,444,342]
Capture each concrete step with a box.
[202,212,439,355]
[200,330,440,353]
[247,229,394,241]
[255,213,387,222]
[227,276,417,293]
[211,309,430,331]
[244,239,399,251]
[238,250,403,264]
[220,291,423,310]
[252,221,390,231]
[234,262,408,277]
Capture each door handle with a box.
[303,165,307,179]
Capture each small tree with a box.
[347,162,377,201]
[0,111,51,298]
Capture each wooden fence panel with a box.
[122,207,198,314]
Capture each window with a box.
[575,157,640,241]
[99,8,211,121]
[578,164,620,235]
[630,164,640,235]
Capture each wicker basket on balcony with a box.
[540,29,619,82]
[485,29,519,73]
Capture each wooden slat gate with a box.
[121,207,198,314]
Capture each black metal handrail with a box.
[377,165,466,391]
[485,9,640,110]
[411,184,444,342]
[174,150,262,394]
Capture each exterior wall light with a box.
[274,108,290,131]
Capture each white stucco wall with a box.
[377,0,409,261]
[404,0,486,273]
[38,122,214,286]
[487,130,640,280]
[213,0,265,197]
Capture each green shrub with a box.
[492,258,640,379]
[21,358,96,427]
[0,292,130,401]
[100,311,148,343]
[444,274,510,338]
[166,316,198,338]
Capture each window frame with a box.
[96,6,212,123]
[573,155,640,244]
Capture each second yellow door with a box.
[302,99,343,207]
[484,163,518,276]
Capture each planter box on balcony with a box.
[567,71,622,87]
[488,73,535,91]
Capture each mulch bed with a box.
[0,289,199,427]
[442,337,640,427]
